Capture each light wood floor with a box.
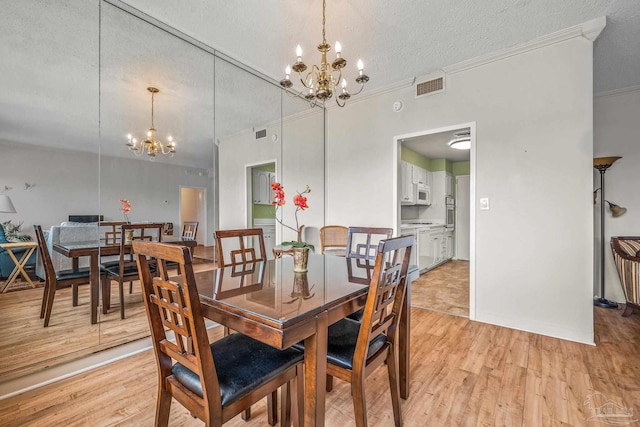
[412,260,469,317]
[0,305,639,426]
[0,248,215,381]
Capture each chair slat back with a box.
[34,225,55,282]
[214,228,267,267]
[355,235,413,366]
[182,221,199,240]
[346,227,393,260]
[133,240,221,407]
[320,225,348,254]
[99,221,127,244]
[118,223,164,274]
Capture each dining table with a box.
[53,235,197,324]
[195,254,418,427]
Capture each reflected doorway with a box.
[180,187,206,245]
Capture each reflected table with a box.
[54,237,197,324]
[195,254,415,427]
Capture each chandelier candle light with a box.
[126,87,176,159]
[280,0,369,107]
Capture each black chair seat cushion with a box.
[171,332,303,407]
[101,262,156,277]
[293,318,388,370]
[56,267,91,281]
[347,308,364,322]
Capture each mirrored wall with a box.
[0,0,324,382]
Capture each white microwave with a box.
[415,184,431,205]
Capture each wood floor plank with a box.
[1,261,640,427]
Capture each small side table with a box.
[0,242,38,292]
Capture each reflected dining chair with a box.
[101,223,163,319]
[182,221,199,241]
[319,225,348,256]
[346,227,394,260]
[133,240,304,427]
[214,228,267,268]
[34,225,93,327]
[296,235,413,427]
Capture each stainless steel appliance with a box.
[445,196,455,229]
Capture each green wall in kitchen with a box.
[401,147,468,176]
[253,163,276,219]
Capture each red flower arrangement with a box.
[271,182,314,250]
[120,198,132,223]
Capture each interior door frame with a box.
[179,186,207,245]
[393,121,476,320]
[245,158,278,237]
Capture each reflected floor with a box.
[0,251,215,381]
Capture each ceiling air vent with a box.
[415,74,445,98]
[254,128,267,140]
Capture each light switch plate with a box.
[480,198,489,210]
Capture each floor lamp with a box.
[593,156,626,309]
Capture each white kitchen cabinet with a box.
[444,230,454,259]
[400,161,416,205]
[253,169,275,205]
[260,224,276,259]
[401,227,419,268]
[418,228,432,271]
[412,165,429,186]
[445,173,453,197]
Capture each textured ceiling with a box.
[1,1,638,169]
[123,0,639,94]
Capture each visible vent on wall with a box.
[415,74,445,98]
[255,128,267,140]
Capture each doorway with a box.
[246,161,277,258]
[394,122,475,319]
[180,186,206,245]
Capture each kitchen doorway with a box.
[394,122,475,318]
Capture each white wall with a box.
[218,110,325,250]
[1,141,214,244]
[327,36,595,343]
[593,88,640,303]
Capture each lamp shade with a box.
[0,195,16,213]
[608,202,627,217]
[593,156,621,172]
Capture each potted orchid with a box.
[271,182,313,271]
[119,199,133,243]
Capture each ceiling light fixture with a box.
[126,87,176,159]
[279,0,369,107]
[448,131,471,150]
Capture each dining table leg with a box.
[304,312,328,427]
[90,252,99,324]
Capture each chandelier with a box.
[279,0,369,107]
[126,87,176,159]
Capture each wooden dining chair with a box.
[295,235,413,427]
[346,226,393,260]
[101,223,163,319]
[214,228,267,268]
[181,221,199,240]
[319,225,348,255]
[34,225,93,327]
[99,221,128,244]
[132,240,304,427]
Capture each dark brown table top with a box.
[195,254,371,328]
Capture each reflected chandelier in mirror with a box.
[126,87,177,159]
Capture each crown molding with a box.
[595,84,640,99]
[443,16,606,75]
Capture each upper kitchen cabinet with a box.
[445,173,453,197]
[253,169,275,205]
[412,164,430,186]
[400,161,416,205]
